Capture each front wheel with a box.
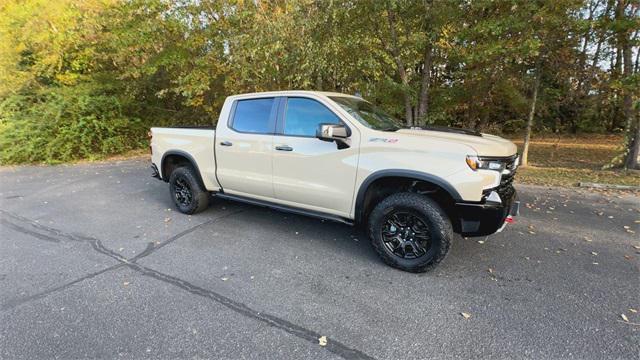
[368,192,452,273]
[169,166,209,214]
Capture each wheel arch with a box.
[355,170,463,231]
[160,150,205,187]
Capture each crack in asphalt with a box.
[1,264,125,310]
[0,208,376,360]
[0,218,61,243]
[127,261,375,360]
[129,209,246,262]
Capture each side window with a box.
[231,98,276,134]
[283,98,341,137]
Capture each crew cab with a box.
[150,91,519,272]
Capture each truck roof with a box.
[227,90,362,100]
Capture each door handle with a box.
[275,145,293,151]
[220,141,232,146]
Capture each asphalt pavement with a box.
[0,158,638,359]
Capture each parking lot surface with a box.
[1,159,638,359]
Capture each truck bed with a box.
[150,127,220,190]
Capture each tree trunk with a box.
[614,0,639,169]
[521,66,541,168]
[622,25,638,168]
[385,5,413,126]
[417,43,432,124]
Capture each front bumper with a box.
[455,189,519,237]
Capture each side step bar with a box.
[214,192,354,226]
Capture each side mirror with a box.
[316,123,349,142]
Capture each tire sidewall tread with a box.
[169,166,209,214]
[367,192,452,273]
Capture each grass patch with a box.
[511,134,639,188]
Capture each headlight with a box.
[465,155,505,171]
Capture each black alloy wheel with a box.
[381,211,431,259]
[173,176,193,207]
[168,166,209,214]
[367,192,452,273]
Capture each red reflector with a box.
[504,216,514,224]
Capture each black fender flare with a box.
[160,150,205,186]
[354,169,462,223]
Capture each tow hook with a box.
[497,215,515,233]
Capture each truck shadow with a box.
[206,197,384,265]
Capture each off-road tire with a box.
[368,192,452,273]
[169,166,209,214]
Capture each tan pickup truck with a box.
[150,91,519,272]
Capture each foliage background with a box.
[0,0,638,165]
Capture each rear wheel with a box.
[169,166,209,214]
[368,192,452,272]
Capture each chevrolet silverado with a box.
[150,91,519,272]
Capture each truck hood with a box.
[395,128,517,157]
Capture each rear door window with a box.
[231,98,277,134]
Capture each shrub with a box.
[0,86,149,164]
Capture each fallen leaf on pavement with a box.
[591,252,598,256]
[318,336,327,346]
[461,312,471,319]
[621,314,629,322]
[630,309,638,313]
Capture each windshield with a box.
[329,96,403,131]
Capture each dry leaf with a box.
[461,312,471,319]
[318,336,327,346]
[629,309,638,313]
[621,314,629,322]
[591,252,598,256]
[633,245,640,250]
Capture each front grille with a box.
[497,172,516,200]
[497,155,518,200]
[483,154,518,202]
